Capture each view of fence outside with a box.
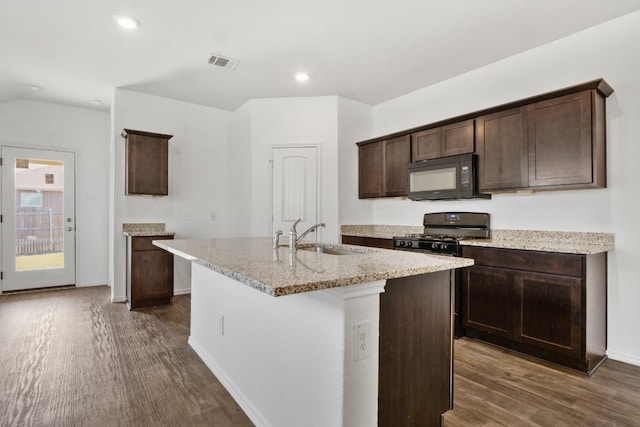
[15,209,64,270]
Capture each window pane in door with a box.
[14,158,65,271]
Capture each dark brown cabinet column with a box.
[378,270,453,426]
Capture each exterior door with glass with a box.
[1,147,76,292]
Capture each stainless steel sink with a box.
[298,244,360,255]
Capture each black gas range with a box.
[393,212,490,255]
[393,212,490,337]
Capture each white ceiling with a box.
[2,0,639,112]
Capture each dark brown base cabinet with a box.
[461,246,607,375]
[126,235,174,310]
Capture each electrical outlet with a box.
[353,321,373,361]
[210,211,217,221]
[219,315,225,336]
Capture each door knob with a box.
[66,227,73,232]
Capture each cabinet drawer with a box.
[342,235,393,249]
[132,235,174,251]
[462,246,583,278]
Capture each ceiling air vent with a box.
[208,54,239,70]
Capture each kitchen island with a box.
[154,237,473,427]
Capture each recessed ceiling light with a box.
[114,15,140,29]
[295,72,310,82]
[26,84,43,91]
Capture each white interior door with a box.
[271,146,320,242]
[1,147,76,292]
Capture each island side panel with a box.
[378,270,453,427]
[188,263,385,427]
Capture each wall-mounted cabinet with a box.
[121,129,173,196]
[411,119,474,161]
[476,88,608,193]
[356,79,612,199]
[476,107,528,190]
[358,135,410,198]
[527,90,605,189]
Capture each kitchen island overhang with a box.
[154,237,473,426]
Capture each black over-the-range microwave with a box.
[407,153,491,201]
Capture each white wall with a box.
[228,102,253,236]
[243,96,342,242]
[110,89,234,301]
[350,11,640,365]
[0,99,110,289]
[337,97,374,226]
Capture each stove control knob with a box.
[407,241,413,248]
[398,241,405,247]
[442,244,448,251]
[431,243,437,249]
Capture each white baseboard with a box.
[111,296,127,303]
[188,337,267,427]
[174,288,191,296]
[76,281,109,288]
[607,350,640,367]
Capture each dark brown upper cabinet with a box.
[358,135,410,198]
[411,119,474,161]
[527,90,605,189]
[476,107,528,191]
[477,85,609,193]
[356,79,612,198]
[122,129,173,196]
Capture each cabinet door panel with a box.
[127,134,169,195]
[441,119,474,157]
[411,128,440,161]
[131,250,173,300]
[517,272,582,358]
[476,107,528,191]
[358,141,384,198]
[528,91,593,187]
[462,265,514,339]
[384,135,410,196]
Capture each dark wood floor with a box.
[444,339,640,426]
[1,286,639,426]
[0,286,252,427]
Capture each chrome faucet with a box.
[272,229,283,249]
[288,219,326,252]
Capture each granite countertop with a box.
[460,230,615,255]
[340,224,423,239]
[341,225,614,255]
[122,222,175,237]
[154,237,473,297]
